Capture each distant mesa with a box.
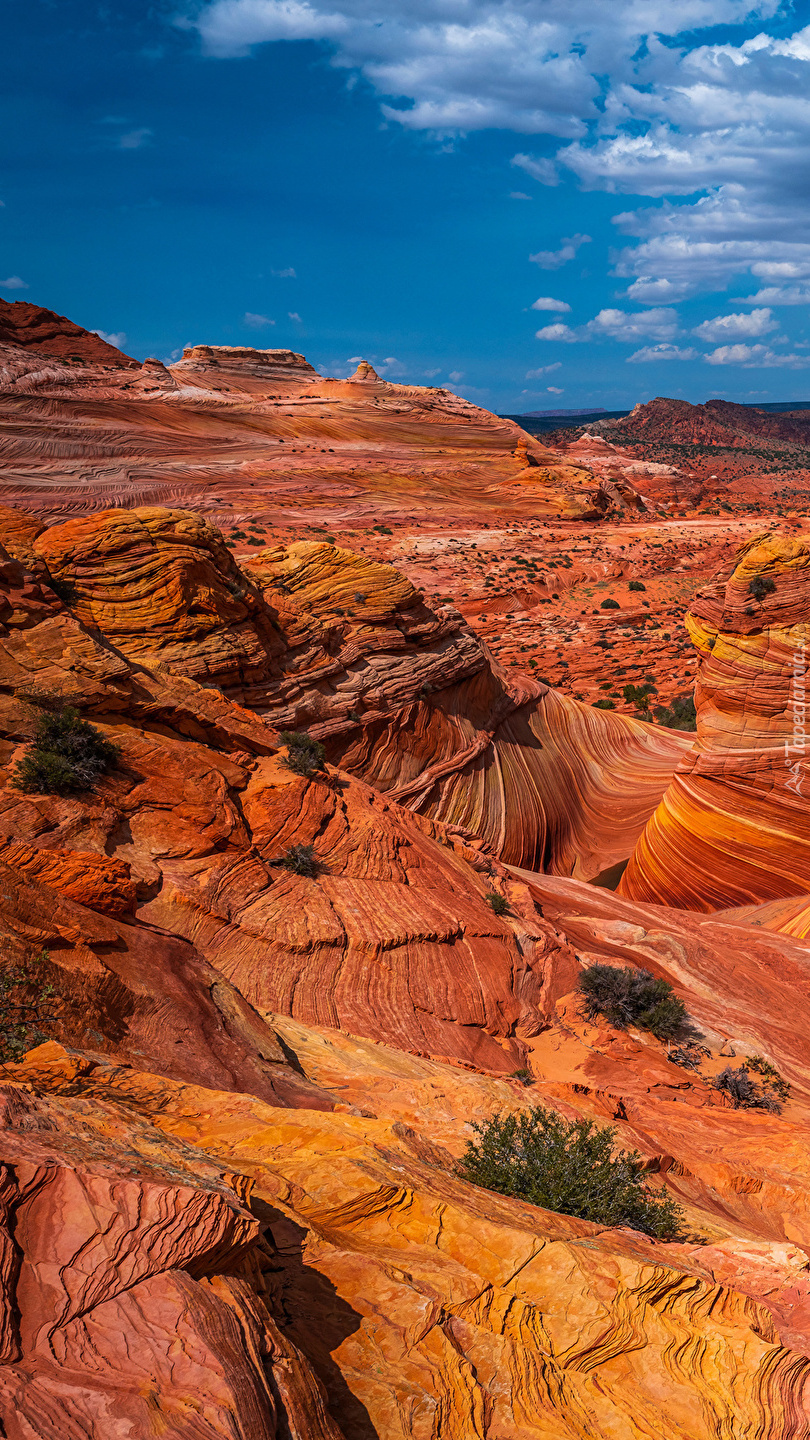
[0,297,137,366]
[181,344,310,367]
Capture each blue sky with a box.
[3,0,810,411]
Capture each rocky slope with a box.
[1,320,810,1436]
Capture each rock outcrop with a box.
[621,533,810,909]
[0,299,136,365]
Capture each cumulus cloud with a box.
[535,322,577,341]
[244,311,275,326]
[547,385,564,393]
[705,343,810,367]
[587,307,679,341]
[0,276,28,290]
[93,329,128,347]
[735,285,810,304]
[530,233,590,269]
[448,369,464,381]
[288,310,302,321]
[692,307,776,341]
[192,0,810,303]
[626,343,697,362]
[525,362,562,377]
[531,297,571,312]
[510,191,532,200]
[272,266,296,277]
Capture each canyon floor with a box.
[2,302,810,1439]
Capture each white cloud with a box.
[525,362,562,377]
[511,153,559,186]
[735,285,810,304]
[627,343,697,362]
[531,296,571,312]
[535,322,577,341]
[288,310,302,321]
[693,306,776,341]
[0,276,28,290]
[705,343,810,367]
[587,307,679,341]
[509,191,532,200]
[624,276,689,303]
[93,329,127,347]
[272,266,296,277]
[118,127,152,150]
[448,369,464,381]
[348,355,363,362]
[547,385,564,393]
[244,311,275,327]
[530,233,591,269]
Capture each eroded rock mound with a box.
[0,298,136,365]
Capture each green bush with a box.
[628,580,646,592]
[12,707,120,795]
[279,731,326,777]
[458,1106,684,1239]
[279,844,321,878]
[0,951,55,1061]
[654,695,697,731]
[593,698,616,710]
[579,964,688,1041]
[600,597,620,610]
[748,575,776,602]
[747,1054,790,1102]
[485,892,509,915]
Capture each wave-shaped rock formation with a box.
[621,532,810,910]
[27,504,689,881]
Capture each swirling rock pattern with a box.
[621,534,810,909]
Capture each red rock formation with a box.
[621,533,810,910]
[0,299,136,365]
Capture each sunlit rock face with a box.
[621,534,810,910]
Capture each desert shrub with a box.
[511,1067,533,1085]
[485,892,509,915]
[458,1106,684,1239]
[580,964,688,1041]
[600,597,620,610]
[714,1065,782,1113]
[0,951,55,1062]
[12,707,120,796]
[654,695,697,731]
[747,1054,790,1102]
[623,681,656,711]
[279,731,326,777]
[748,575,776,602]
[279,844,321,878]
[593,698,616,710]
[628,580,646,592]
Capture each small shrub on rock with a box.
[654,695,697,731]
[580,964,689,1041]
[628,580,646,592]
[715,1061,786,1113]
[458,1105,684,1239]
[748,575,776,602]
[279,731,326,777]
[0,951,55,1062]
[279,844,321,878]
[12,707,120,796]
[485,892,509,915]
[600,597,620,610]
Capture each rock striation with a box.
[621,532,810,909]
